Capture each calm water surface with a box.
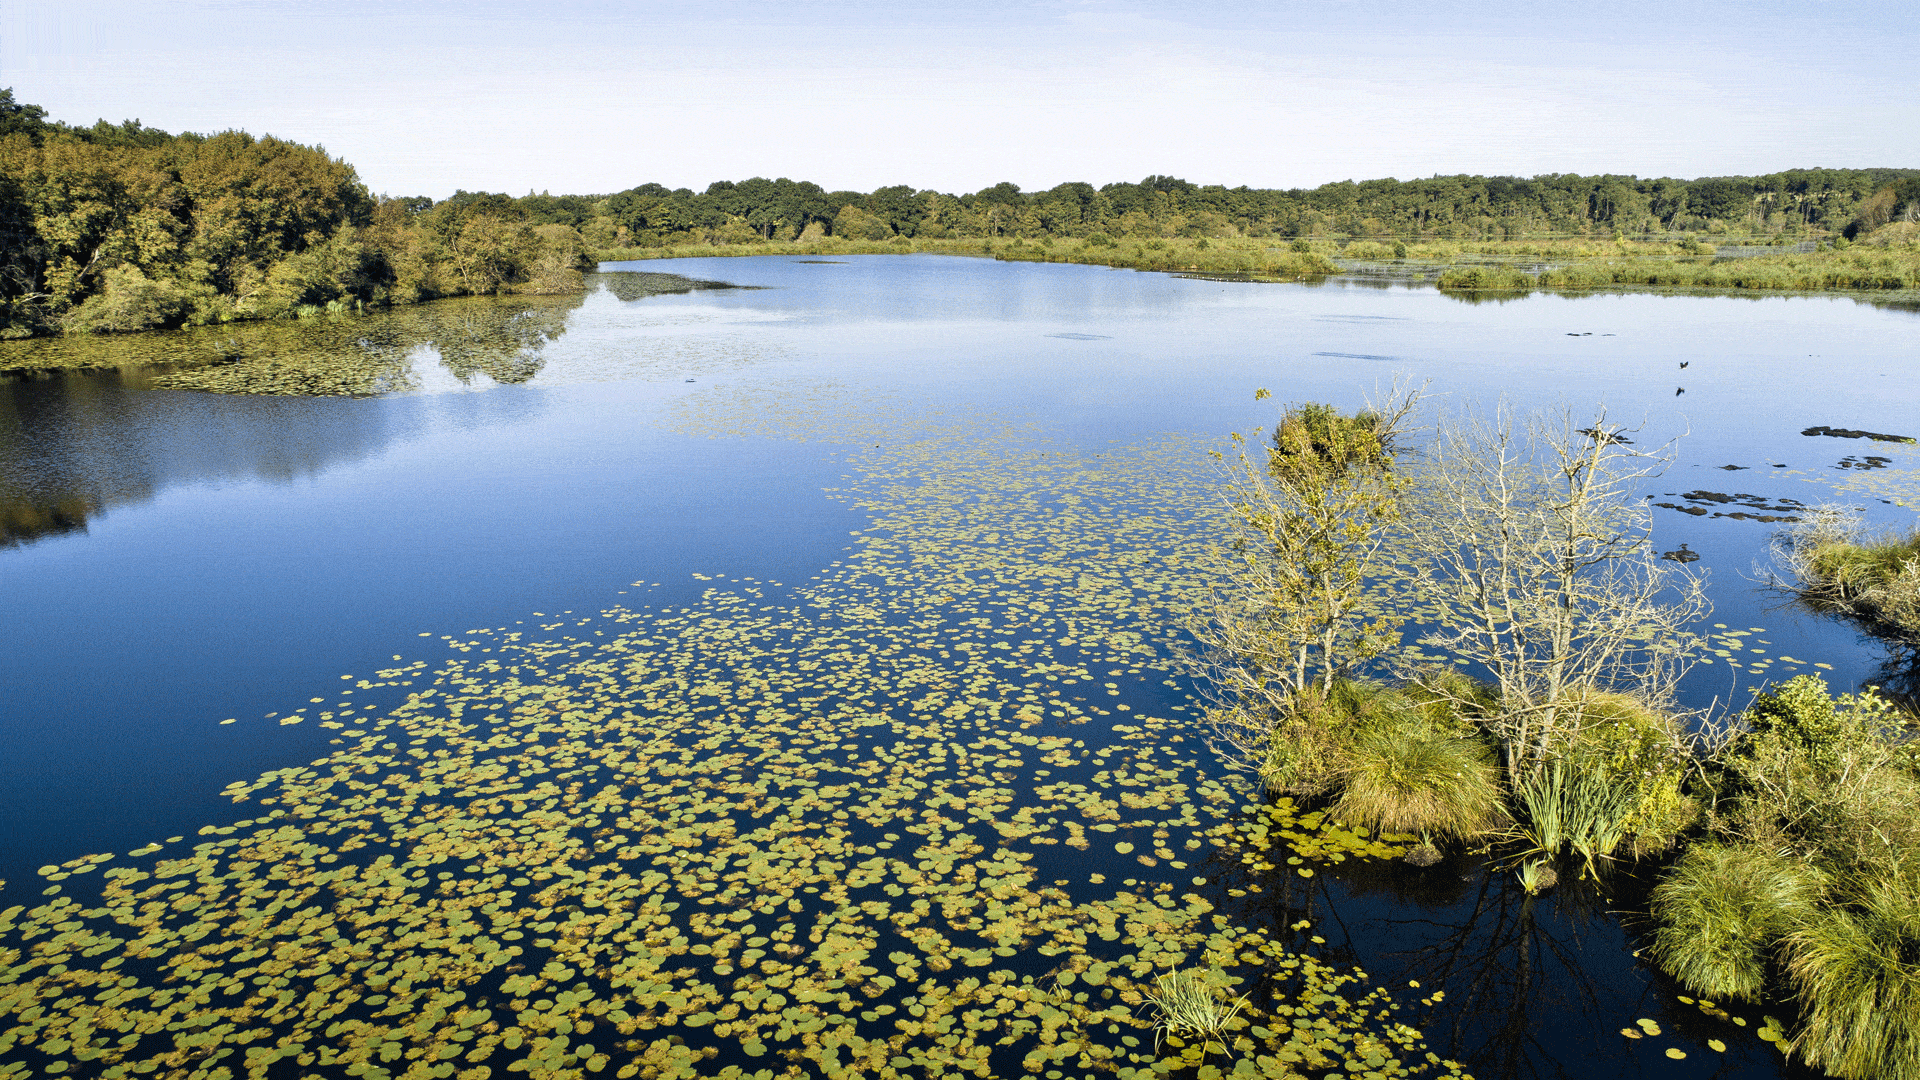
[3,255,1914,1079]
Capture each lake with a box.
[2,253,1913,1080]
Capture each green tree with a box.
[1197,387,1420,750]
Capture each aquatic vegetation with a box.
[1776,508,1920,641]
[1650,675,1920,1077]
[1783,876,1920,1078]
[1435,267,1534,291]
[1514,860,1556,896]
[1141,968,1245,1054]
[1513,759,1635,875]
[0,386,1462,1080]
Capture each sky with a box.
[5,0,1916,199]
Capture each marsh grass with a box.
[1649,844,1826,1001]
[1515,858,1558,895]
[1333,724,1504,841]
[1513,759,1635,876]
[1783,875,1920,1079]
[1794,522,1920,640]
[1649,675,1920,1077]
[1253,680,1504,840]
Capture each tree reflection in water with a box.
[1203,803,1802,1080]
[0,272,741,545]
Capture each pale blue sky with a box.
[6,0,1915,198]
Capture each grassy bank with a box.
[595,234,1340,279]
[1436,242,1920,293]
[1777,512,1920,642]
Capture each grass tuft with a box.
[1143,969,1247,1055]
[1333,723,1503,840]
[1783,874,1920,1079]
[1649,843,1825,1001]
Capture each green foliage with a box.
[1747,674,1847,772]
[1242,678,1502,842]
[1649,674,1920,1077]
[1649,843,1826,1001]
[1436,266,1534,290]
[1562,692,1697,855]
[1143,969,1246,1053]
[1266,401,1395,487]
[1226,396,1412,693]
[1513,758,1635,873]
[0,93,593,339]
[59,264,194,332]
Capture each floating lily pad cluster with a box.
[0,383,1463,1080]
[1826,438,1920,510]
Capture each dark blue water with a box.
[2,255,1911,1079]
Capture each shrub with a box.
[1563,691,1697,855]
[1436,266,1535,290]
[61,265,193,333]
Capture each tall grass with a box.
[1513,759,1635,874]
[1800,527,1920,640]
[1646,675,1920,1078]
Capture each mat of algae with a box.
[0,383,1456,1080]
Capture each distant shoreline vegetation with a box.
[4,86,1919,343]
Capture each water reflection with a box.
[1203,806,1804,1079]
[0,271,734,395]
[0,368,403,547]
[0,272,742,546]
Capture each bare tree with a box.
[1393,402,1710,777]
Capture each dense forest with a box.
[3,87,1917,339]
[568,168,1920,249]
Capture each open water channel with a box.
[2,254,1916,1080]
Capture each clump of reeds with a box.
[1513,759,1635,875]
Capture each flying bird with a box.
[1680,361,1689,368]
[1676,387,1686,396]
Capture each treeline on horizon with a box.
[557,166,1920,250]
[4,86,1918,339]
